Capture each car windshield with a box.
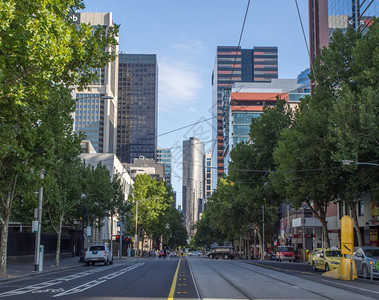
[279,247,294,252]
[364,249,379,257]
[89,246,105,251]
[326,250,341,257]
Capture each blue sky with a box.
[82,0,310,205]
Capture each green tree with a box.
[272,23,379,248]
[129,174,172,245]
[0,0,118,275]
[327,21,379,245]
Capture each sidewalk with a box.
[0,255,83,281]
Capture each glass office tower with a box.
[117,54,158,163]
[157,147,172,186]
[211,46,278,188]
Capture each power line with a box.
[157,116,215,137]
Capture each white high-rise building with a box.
[182,137,204,239]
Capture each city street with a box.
[0,256,378,299]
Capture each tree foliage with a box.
[0,0,119,275]
[272,21,378,247]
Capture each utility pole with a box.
[262,205,264,260]
[135,200,138,256]
[34,170,45,271]
[302,204,306,261]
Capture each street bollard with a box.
[370,261,373,283]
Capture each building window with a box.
[358,201,364,217]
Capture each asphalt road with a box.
[0,257,189,299]
[0,256,378,299]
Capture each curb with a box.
[0,262,83,283]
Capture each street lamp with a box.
[342,160,379,167]
[34,169,45,271]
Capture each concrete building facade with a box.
[73,12,119,154]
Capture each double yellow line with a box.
[168,259,181,300]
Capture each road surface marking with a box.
[53,263,144,297]
[168,259,181,300]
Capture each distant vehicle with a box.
[84,245,113,266]
[308,248,322,265]
[276,246,295,262]
[208,246,235,260]
[312,248,342,272]
[353,246,379,279]
[169,251,177,257]
[189,251,201,256]
[158,250,167,258]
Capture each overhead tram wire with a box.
[157,116,215,137]
[226,0,251,90]
[294,0,316,83]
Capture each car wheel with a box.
[109,258,113,265]
[325,263,329,272]
[91,262,96,266]
[104,258,108,266]
[362,265,369,279]
[223,254,229,260]
[209,254,214,259]
[312,262,317,271]
[85,262,90,266]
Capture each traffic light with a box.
[125,237,131,244]
[115,235,120,242]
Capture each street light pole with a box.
[135,200,138,256]
[262,205,264,260]
[34,170,45,271]
[302,203,306,261]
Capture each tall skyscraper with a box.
[211,46,278,188]
[117,54,158,163]
[157,147,172,187]
[73,13,119,154]
[182,137,204,239]
[203,150,212,208]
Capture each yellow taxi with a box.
[312,248,342,272]
[308,248,322,265]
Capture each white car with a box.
[84,244,113,266]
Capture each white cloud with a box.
[158,59,203,112]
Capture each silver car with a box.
[353,246,379,279]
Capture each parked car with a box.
[189,251,202,256]
[84,244,113,266]
[169,251,177,257]
[353,246,379,279]
[276,246,295,262]
[308,248,322,265]
[312,248,342,272]
[208,246,235,260]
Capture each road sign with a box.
[32,221,38,233]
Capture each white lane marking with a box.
[321,279,379,294]
[53,263,145,297]
[0,263,123,297]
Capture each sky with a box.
[82,0,310,206]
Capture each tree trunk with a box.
[0,212,10,276]
[55,216,63,267]
[350,202,363,246]
[319,217,330,248]
[255,225,263,260]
